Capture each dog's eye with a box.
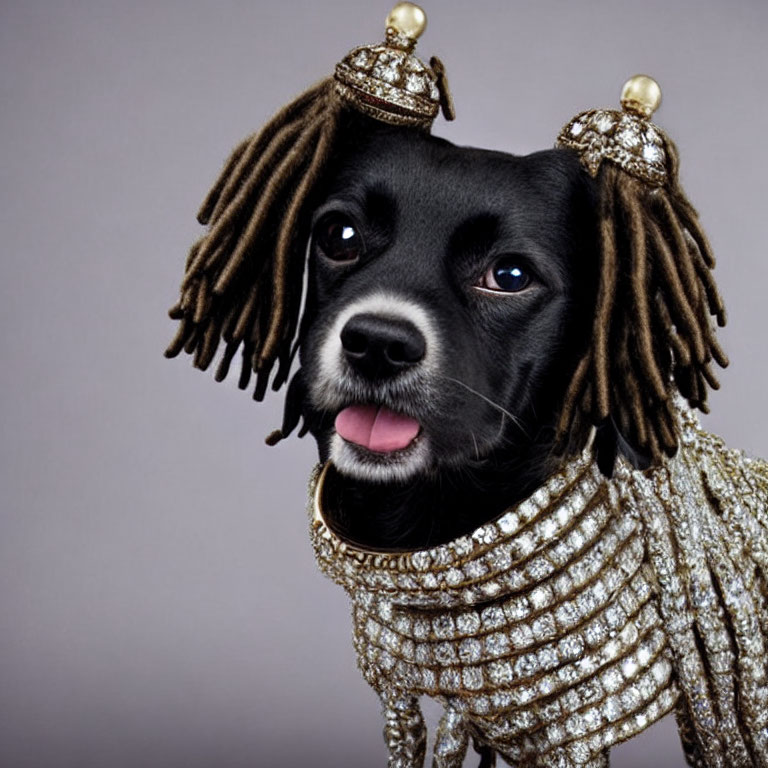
[314,214,362,263]
[479,259,532,293]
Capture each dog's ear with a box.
[164,6,455,441]
[164,79,343,403]
[556,77,728,470]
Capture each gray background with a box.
[1,1,766,766]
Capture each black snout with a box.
[341,313,426,380]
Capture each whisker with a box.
[470,430,480,461]
[439,375,531,439]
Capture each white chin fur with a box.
[330,433,431,483]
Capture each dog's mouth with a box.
[335,404,422,453]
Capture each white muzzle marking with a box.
[311,291,442,482]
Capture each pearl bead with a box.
[386,2,427,39]
[621,75,662,119]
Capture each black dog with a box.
[297,125,600,551]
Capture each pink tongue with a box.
[335,405,420,453]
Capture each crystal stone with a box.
[485,632,510,656]
[642,143,662,163]
[489,660,514,685]
[616,124,641,147]
[352,50,371,69]
[462,667,484,690]
[434,642,457,665]
[458,638,483,664]
[440,669,461,690]
[595,113,615,133]
[456,611,481,634]
[515,653,539,678]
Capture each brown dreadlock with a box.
[165,4,453,426]
[165,78,341,401]
[555,76,728,463]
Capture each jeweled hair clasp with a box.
[557,75,667,186]
[335,3,454,127]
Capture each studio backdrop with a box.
[1,1,766,767]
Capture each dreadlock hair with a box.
[555,138,728,463]
[165,78,340,411]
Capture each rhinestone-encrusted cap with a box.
[556,76,669,186]
[334,4,442,127]
[335,43,440,126]
[557,108,668,185]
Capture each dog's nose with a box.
[340,313,426,379]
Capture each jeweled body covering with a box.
[310,408,768,768]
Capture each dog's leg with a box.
[674,703,706,767]
[471,737,496,768]
[381,690,427,768]
[432,707,469,768]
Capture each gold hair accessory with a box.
[165,4,453,409]
[335,2,454,127]
[557,75,667,185]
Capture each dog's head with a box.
[299,126,597,488]
[168,115,726,547]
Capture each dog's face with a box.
[299,128,598,500]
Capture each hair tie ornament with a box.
[554,75,729,465]
[165,3,453,414]
[336,2,455,126]
[558,75,666,185]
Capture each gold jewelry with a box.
[310,404,768,767]
[335,2,453,128]
[162,4,767,759]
